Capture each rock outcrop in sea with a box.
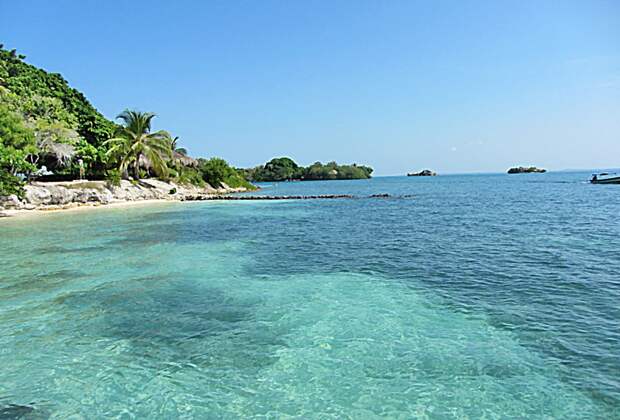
[507,166,546,174]
[407,170,437,177]
[0,179,247,212]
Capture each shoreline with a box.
[0,198,181,219]
[0,179,251,219]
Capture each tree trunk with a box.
[134,155,140,180]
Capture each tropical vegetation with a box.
[0,45,254,196]
[242,157,373,182]
[104,110,173,179]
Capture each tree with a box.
[104,110,172,179]
[198,157,234,187]
[0,103,36,195]
[170,136,188,156]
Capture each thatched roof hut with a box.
[173,151,198,167]
[40,141,76,167]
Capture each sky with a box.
[1,0,619,175]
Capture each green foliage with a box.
[0,102,37,196]
[73,138,105,172]
[243,157,373,182]
[0,170,25,197]
[0,46,116,147]
[0,45,116,184]
[104,169,122,187]
[261,157,301,181]
[105,110,172,179]
[174,166,205,187]
[198,157,255,189]
[0,101,36,152]
[304,161,373,180]
[223,172,256,190]
[198,157,234,187]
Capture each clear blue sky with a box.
[1,1,619,174]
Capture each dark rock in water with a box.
[0,404,35,419]
[407,170,436,177]
[369,193,390,198]
[507,166,546,174]
[181,194,355,201]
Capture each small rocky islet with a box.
[507,166,546,174]
[407,169,437,177]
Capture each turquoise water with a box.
[1,172,619,418]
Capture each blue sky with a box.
[1,0,619,174]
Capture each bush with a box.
[175,167,205,187]
[223,172,256,190]
[105,169,121,187]
[198,157,235,187]
[197,157,256,190]
[0,170,25,197]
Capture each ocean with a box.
[1,172,618,418]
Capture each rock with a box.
[0,179,252,212]
[0,194,23,209]
[0,404,36,418]
[507,166,546,174]
[73,188,102,203]
[24,186,52,205]
[407,169,437,177]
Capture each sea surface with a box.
[1,172,619,419]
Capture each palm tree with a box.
[104,110,172,179]
[169,136,197,171]
[170,136,188,156]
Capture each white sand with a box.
[0,199,179,219]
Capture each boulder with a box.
[0,194,23,210]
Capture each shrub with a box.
[0,170,25,197]
[175,167,204,187]
[105,169,121,187]
[198,157,235,187]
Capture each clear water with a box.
[1,172,618,419]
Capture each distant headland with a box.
[507,166,546,174]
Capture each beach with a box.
[0,179,250,219]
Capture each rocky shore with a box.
[0,179,249,216]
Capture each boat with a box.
[590,173,620,184]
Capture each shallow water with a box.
[1,172,619,418]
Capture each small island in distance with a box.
[407,169,437,177]
[507,166,547,174]
[240,157,373,182]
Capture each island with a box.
[407,169,437,177]
[507,166,546,174]
[240,157,373,182]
